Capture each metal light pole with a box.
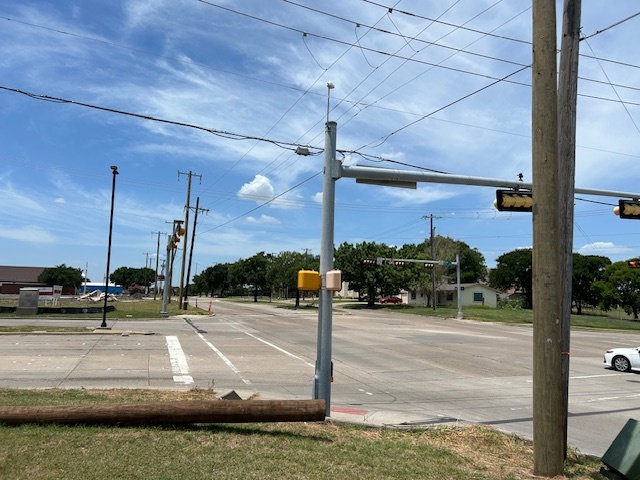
[100,165,118,329]
[456,254,463,319]
[313,118,338,417]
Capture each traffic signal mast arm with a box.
[363,257,457,266]
[340,165,640,201]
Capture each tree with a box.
[267,251,319,302]
[397,242,434,307]
[489,248,533,309]
[572,253,611,315]
[231,252,273,302]
[593,261,640,320]
[193,263,232,297]
[38,264,83,290]
[398,237,487,307]
[334,241,406,306]
[110,267,155,289]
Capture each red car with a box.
[379,297,402,304]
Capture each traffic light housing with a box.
[362,258,381,265]
[171,225,186,249]
[391,260,405,266]
[615,200,640,219]
[494,190,533,212]
[423,262,435,268]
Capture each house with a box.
[406,283,504,308]
[336,279,505,308]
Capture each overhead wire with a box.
[261,0,508,181]
[582,38,640,136]
[0,85,321,154]
[196,1,403,221]
[5,4,639,230]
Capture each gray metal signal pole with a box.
[315,160,640,421]
[314,120,337,416]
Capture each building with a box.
[336,279,505,308]
[0,265,86,295]
[0,266,47,294]
[406,283,504,308]
[82,282,123,295]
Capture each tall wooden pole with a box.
[178,171,192,310]
[0,400,326,426]
[558,0,582,456]
[532,0,564,476]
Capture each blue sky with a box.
[1,1,639,284]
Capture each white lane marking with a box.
[526,372,624,383]
[584,393,640,404]
[195,332,251,385]
[165,336,194,385]
[222,321,314,368]
[243,331,315,368]
[570,373,625,379]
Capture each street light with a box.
[100,165,119,329]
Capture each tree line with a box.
[37,238,640,318]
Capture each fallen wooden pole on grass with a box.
[0,400,326,426]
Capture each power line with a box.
[583,38,640,137]
[354,64,530,151]
[360,0,531,45]
[0,85,322,154]
[196,171,322,235]
[581,11,640,41]
[284,0,529,67]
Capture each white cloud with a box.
[312,192,323,203]
[237,175,275,204]
[379,185,460,204]
[0,225,56,243]
[246,214,280,225]
[577,242,632,258]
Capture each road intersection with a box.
[1,299,638,457]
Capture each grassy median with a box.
[0,388,603,480]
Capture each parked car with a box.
[379,297,402,304]
[604,346,640,372]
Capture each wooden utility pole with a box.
[558,0,582,457]
[183,196,208,310]
[532,0,564,476]
[177,170,201,310]
[151,231,166,301]
[0,400,326,426]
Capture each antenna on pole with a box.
[326,82,334,123]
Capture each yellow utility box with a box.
[298,270,321,291]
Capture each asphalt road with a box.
[1,299,639,457]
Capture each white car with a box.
[604,346,640,372]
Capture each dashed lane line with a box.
[165,336,194,385]
[195,331,252,385]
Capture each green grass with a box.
[0,326,92,333]
[0,389,602,480]
[344,302,640,331]
[0,299,208,319]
